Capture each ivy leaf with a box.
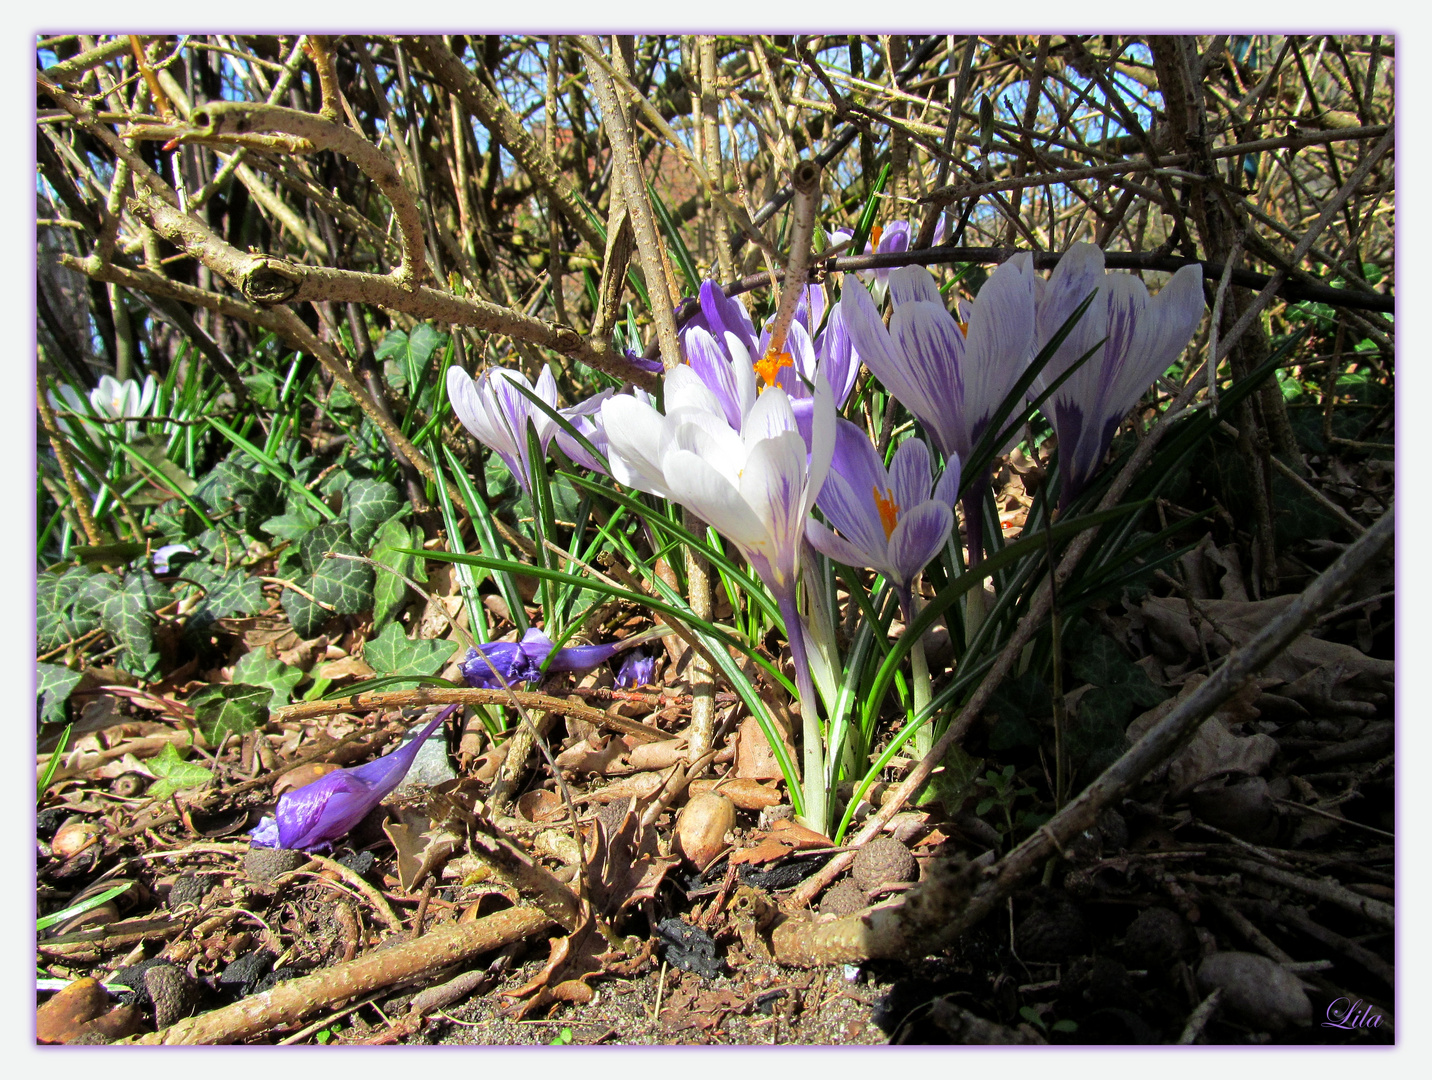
[232,650,305,711]
[301,523,374,614]
[37,568,93,651]
[916,741,985,816]
[190,683,270,745]
[100,570,170,675]
[261,503,325,542]
[370,518,423,629]
[37,663,83,726]
[145,742,212,801]
[282,587,328,639]
[363,622,456,678]
[376,323,443,391]
[186,563,265,626]
[68,572,120,642]
[345,478,404,548]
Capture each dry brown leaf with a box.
[1127,675,1277,798]
[1140,595,1393,686]
[730,817,831,866]
[383,807,461,892]
[734,715,789,780]
[689,777,782,810]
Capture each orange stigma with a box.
[870,224,883,248]
[873,485,901,540]
[957,320,969,337]
[755,347,793,389]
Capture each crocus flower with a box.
[446,363,558,494]
[553,388,615,475]
[601,365,835,604]
[249,705,457,851]
[1031,243,1205,507]
[48,374,158,442]
[829,217,947,293]
[841,258,1038,563]
[601,364,837,825]
[805,419,960,616]
[459,627,665,689]
[615,650,655,689]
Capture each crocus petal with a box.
[933,454,962,508]
[805,516,881,572]
[960,255,1037,447]
[887,500,955,589]
[887,436,934,518]
[661,448,768,549]
[1104,264,1204,417]
[737,430,811,587]
[814,467,888,567]
[684,325,745,429]
[742,383,799,447]
[886,286,967,456]
[815,303,860,409]
[601,394,674,497]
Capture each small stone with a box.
[36,807,68,839]
[1197,951,1312,1031]
[51,818,101,859]
[820,879,866,917]
[37,977,109,1043]
[1190,776,1278,842]
[1123,907,1193,968]
[851,836,918,893]
[244,846,306,884]
[167,873,218,910]
[144,963,201,1029]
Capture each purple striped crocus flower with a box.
[249,705,457,851]
[805,418,960,616]
[446,363,559,495]
[1031,243,1205,507]
[840,258,1038,564]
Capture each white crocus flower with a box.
[446,363,559,495]
[601,364,838,829]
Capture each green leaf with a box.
[37,883,132,932]
[37,663,82,726]
[101,570,169,675]
[345,478,404,548]
[376,323,443,392]
[190,683,270,745]
[916,742,985,815]
[185,563,265,629]
[370,518,421,630]
[232,650,304,711]
[261,504,325,542]
[363,622,456,678]
[302,523,375,615]
[145,742,213,801]
[282,588,327,639]
[37,567,93,651]
[69,571,120,642]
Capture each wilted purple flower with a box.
[615,650,655,689]
[249,705,456,851]
[805,419,960,615]
[446,363,558,494]
[459,627,641,689]
[1031,243,1205,508]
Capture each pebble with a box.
[1197,951,1312,1031]
[36,977,109,1043]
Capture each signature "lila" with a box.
[1323,997,1384,1030]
